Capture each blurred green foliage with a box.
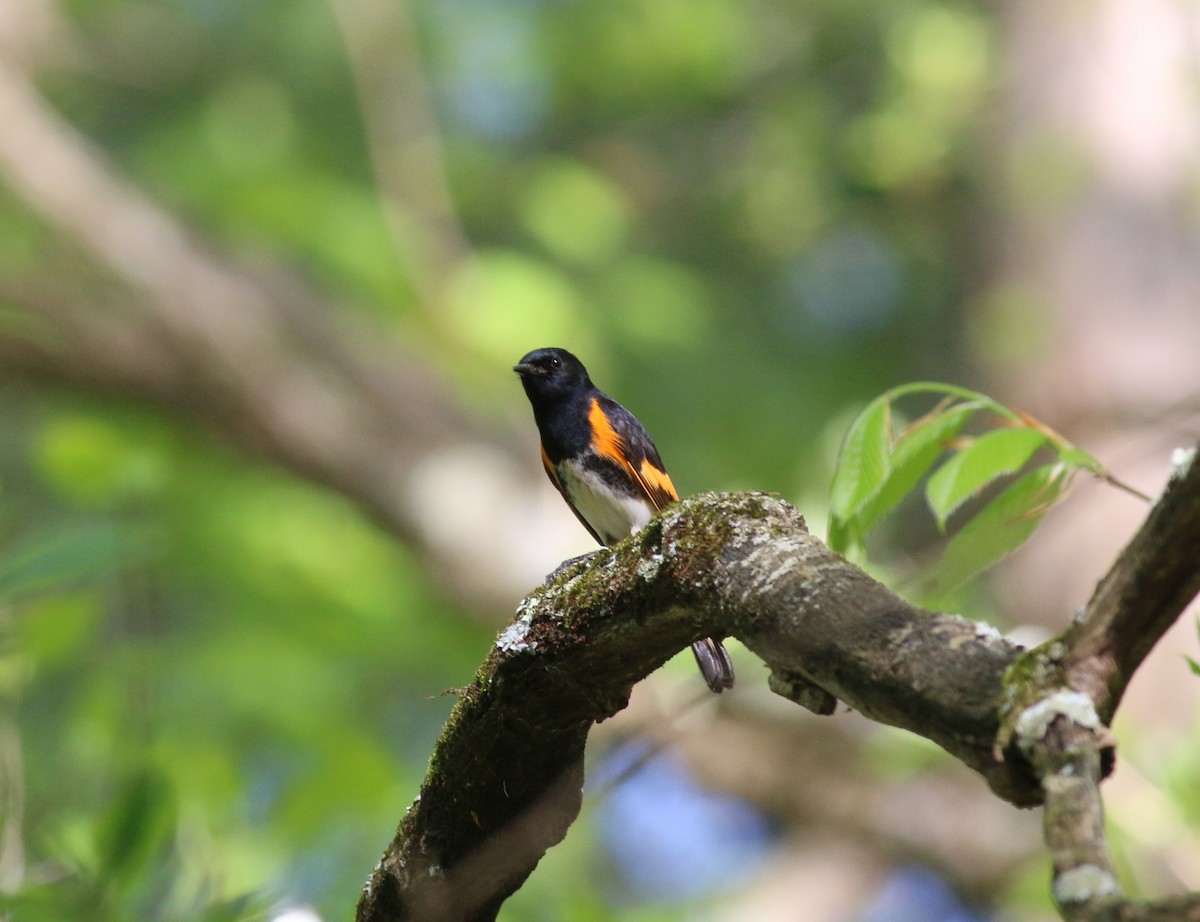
[0,0,1104,918]
[2,401,491,919]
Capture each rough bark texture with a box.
[1061,450,1200,721]
[357,492,1022,922]
[1021,709,1200,922]
[995,449,1200,763]
[359,451,1200,921]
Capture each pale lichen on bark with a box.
[357,448,1200,921]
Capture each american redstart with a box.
[514,347,735,693]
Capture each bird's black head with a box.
[513,347,592,403]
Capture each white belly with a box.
[559,463,652,546]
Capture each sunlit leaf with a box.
[1057,445,1104,473]
[925,426,1048,530]
[855,403,976,534]
[828,396,892,536]
[926,463,1067,600]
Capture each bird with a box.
[513,346,735,693]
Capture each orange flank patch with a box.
[587,398,625,465]
[639,459,678,506]
[541,444,561,488]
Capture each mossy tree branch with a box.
[992,448,1200,778]
[1021,709,1200,921]
[987,447,1200,921]
[358,441,1200,922]
[1062,448,1200,721]
[356,492,1022,921]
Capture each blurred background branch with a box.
[328,0,472,318]
[0,50,563,611]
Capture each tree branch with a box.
[1017,701,1200,921]
[1062,448,1200,721]
[356,493,1037,922]
[328,0,472,316]
[994,444,1200,767]
[360,448,1200,921]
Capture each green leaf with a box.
[1057,445,1104,473]
[925,463,1067,600]
[0,523,132,600]
[1187,655,1200,677]
[877,381,1022,424]
[855,404,976,534]
[925,427,1049,530]
[828,396,892,530]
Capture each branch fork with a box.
[360,437,1200,921]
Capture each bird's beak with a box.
[513,363,542,377]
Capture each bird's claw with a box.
[545,549,604,581]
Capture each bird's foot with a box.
[545,549,604,582]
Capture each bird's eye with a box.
[550,357,561,368]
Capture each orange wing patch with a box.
[589,398,678,512]
[638,458,679,508]
[587,398,626,465]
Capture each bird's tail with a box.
[690,638,735,693]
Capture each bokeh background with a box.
[1,0,1198,919]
